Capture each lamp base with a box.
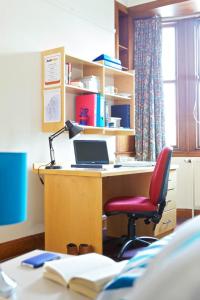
[0,268,17,298]
[45,165,62,169]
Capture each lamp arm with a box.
[48,126,67,166]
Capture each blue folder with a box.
[93,54,121,66]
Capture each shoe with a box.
[66,243,78,255]
[79,243,93,255]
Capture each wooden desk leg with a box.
[44,174,103,254]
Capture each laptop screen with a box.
[73,140,109,164]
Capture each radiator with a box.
[172,157,200,210]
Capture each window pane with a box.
[196,82,200,147]
[197,24,200,148]
[162,27,176,80]
[163,83,176,146]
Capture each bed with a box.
[2,216,199,300]
[97,215,200,300]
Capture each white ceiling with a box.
[117,0,156,7]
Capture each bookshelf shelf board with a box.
[82,125,134,136]
[122,66,129,71]
[65,54,103,68]
[105,93,132,101]
[65,85,100,94]
[104,66,134,77]
[104,128,134,136]
[119,44,128,51]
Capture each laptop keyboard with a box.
[71,164,103,169]
[121,161,155,167]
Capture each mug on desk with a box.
[105,86,118,94]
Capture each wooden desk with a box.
[33,165,176,254]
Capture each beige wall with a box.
[0,0,115,242]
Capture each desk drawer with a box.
[168,171,176,190]
[155,208,176,236]
[165,189,176,211]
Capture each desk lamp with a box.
[46,120,83,169]
[0,152,27,298]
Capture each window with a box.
[162,18,200,155]
[162,25,176,147]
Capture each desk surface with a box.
[2,250,87,300]
[33,163,168,178]
[33,163,177,178]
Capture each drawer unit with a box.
[155,208,176,236]
[168,170,176,190]
[136,169,177,238]
[165,189,176,211]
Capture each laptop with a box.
[72,140,109,169]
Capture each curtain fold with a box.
[135,17,165,161]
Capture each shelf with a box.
[104,93,132,101]
[65,54,103,68]
[103,66,134,77]
[41,47,134,135]
[82,126,134,136]
[119,44,128,51]
[122,66,129,71]
[65,85,100,94]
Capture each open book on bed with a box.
[43,253,127,299]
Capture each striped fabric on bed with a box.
[97,234,173,300]
[97,216,200,300]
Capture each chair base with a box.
[117,236,158,259]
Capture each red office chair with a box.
[104,147,173,259]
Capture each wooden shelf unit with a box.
[41,47,135,136]
[115,1,134,156]
[115,1,133,71]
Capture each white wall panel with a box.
[0,0,115,242]
[172,157,200,210]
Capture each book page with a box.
[69,284,98,300]
[69,260,127,292]
[43,253,117,286]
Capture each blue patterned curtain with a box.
[135,17,165,161]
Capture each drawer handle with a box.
[166,200,172,204]
[162,220,171,225]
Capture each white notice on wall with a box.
[44,88,61,123]
[44,53,61,87]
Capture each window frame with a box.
[162,19,200,157]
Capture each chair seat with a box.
[104,196,157,213]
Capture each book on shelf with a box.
[93,54,121,65]
[65,62,72,84]
[111,104,130,128]
[76,94,97,126]
[76,94,105,127]
[97,60,122,70]
[96,94,105,127]
[43,253,127,299]
[93,54,122,70]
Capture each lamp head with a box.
[65,120,83,139]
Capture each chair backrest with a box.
[149,147,173,206]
